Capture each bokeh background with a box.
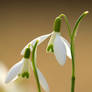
[0,0,92,92]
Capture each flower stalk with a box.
[32,41,41,92]
[70,11,88,92]
[53,14,72,38]
[59,14,72,38]
[70,38,75,92]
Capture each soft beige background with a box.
[0,0,92,92]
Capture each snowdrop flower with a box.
[5,47,31,83]
[46,31,71,65]
[46,16,71,65]
[5,41,50,92]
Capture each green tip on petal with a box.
[22,72,29,79]
[46,44,54,53]
[24,48,31,59]
[53,17,61,32]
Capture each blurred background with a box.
[0,0,92,92]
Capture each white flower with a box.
[5,58,31,83]
[47,32,71,65]
[5,34,51,92]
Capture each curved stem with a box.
[59,14,72,38]
[32,41,41,92]
[72,11,88,40]
[70,11,88,92]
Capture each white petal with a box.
[37,68,49,92]
[30,62,49,92]
[11,75,19,82]
[61,36,72,59]
[5,60,24,83]
[54,35,66,65]
[20,58,31,76]
[21,33,53,55]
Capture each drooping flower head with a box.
[46,16,71,65]
[47,31,71,65]
[5,36,51,92]
[5,46,31,83]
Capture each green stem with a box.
[70,11,88,92]
[71,38,75,92]
[32,41,41,92]
[59,14,72,38]
[72,11,88,39]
